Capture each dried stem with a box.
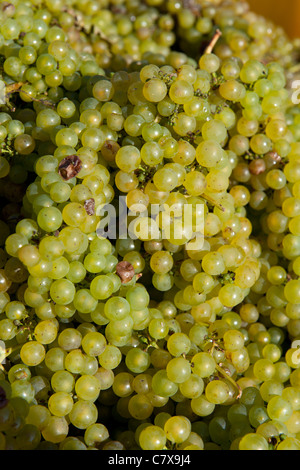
[202,193,226,212]
[205,29,222,55]
[215,363,242,399]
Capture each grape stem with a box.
[205,29,222,55]
[0,81,24,111]
[202,192,226,212]
[0,345,21,373]
[215,363,242,399]
[289,63,300,74]
[17,88,55,109]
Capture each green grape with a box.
[199,53,220,73]
[166,357,191,384]
[204,379,232,405]
[81,331,106,356]
[139,425,167,450]
[51,371,75,394]
[179,374,204,400]
[238,433,269,450]
[59,437,87,450]
[143,78,167,102]
[33,320,58,345]
[36,109,61,130]
[248,405,269,428]
[183,171,206,196]
[103,296,130,321]
[4,300,26,322]
[191,352,216,378]
[73,289,98,314]
[41,416,69,444]
[219,80,246,102]
[148,318,169,340]
[196,140,224,168]
[152,272,174,292]
[48,392,73,417]
[219,285,244,308]
[0,157,10,179]
[167,332,191,357]
[128,393,153,420]
[140,141,164,166]
[62,202,87,227]
[64,349,85,375]
[74,375,101,402]
[15,423,41,450]
[281,387,300,411]
[223,330,245,352]
[84,423,109,448]
[284,280,300,304]
[169,80,194,105]
[112,372,134,398]
[25,404,51,431]
[90,275,114,300]
[57,328,82,352]
[276,438,300,451]
[98,345,122,370]
[93,79,114,102]
[37,207,63,232]
[20,341,46,367]
[5,234,28,258]
[202,252,225,276]
[151,370,178,398]
[115,145,141,173]
[259,380,284,403]
[164,416,191,444]
[49,279,75,305]
[153,167,178,192]
[267,396,293,422]
[125,347,150,374]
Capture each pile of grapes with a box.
[1,0,300,451]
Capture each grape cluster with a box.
[1,0,300,452]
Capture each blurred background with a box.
[247,0,299,38]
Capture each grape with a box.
[127,393,153,420]
[151,370,178,398]
[84,423,109,447]
[267,396,293,422]
[90,275,114,300]
[164,416,191,444]
[41,416,69,444]
[238,433,269,450]
[139,425,167,450]
[167,332,191,357]
[166,357,191,383]
[20,342,45,367]
[125,348,151,374]
[81,332,106,357]
[33,320,58,345]
[48,392,73,417]
[74,375,101,402]
[51,371,75,394]
[98,345,122,370]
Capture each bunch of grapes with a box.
[1,0,300,452]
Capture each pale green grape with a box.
[191,352,216,378]
[74,375,101,402]
[48,392,73,417]
[20,341,46,367]
[164,416,191,444]
[139,425,167,450]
